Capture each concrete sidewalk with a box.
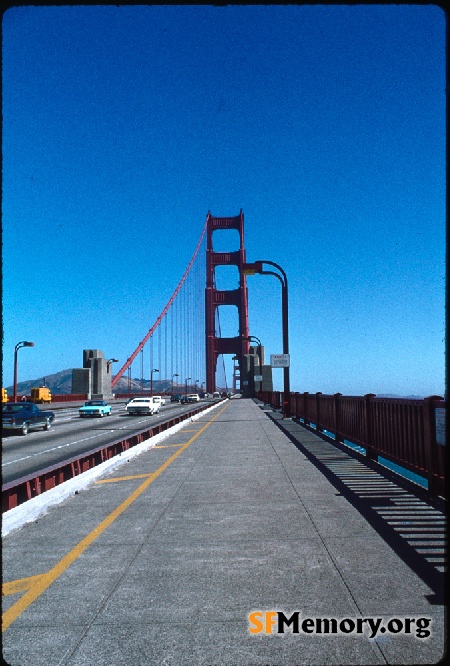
[2,398,445,665]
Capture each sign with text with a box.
[254,375,263,382]
[435,408,446,446]
[270,354,290,368]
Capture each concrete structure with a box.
[250,344,273,393]
[261,363,273,392]
[241,345,273,397]
[71,349,113,399]
[71,368,92,397]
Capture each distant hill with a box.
[5,370,74,396]
[377,394,426,399]
[5,369,186,396]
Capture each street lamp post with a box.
[13,341,34,402]
[243,335,262,396]
[172,373,179,395]
[242,260,290,418]
[151,368,159,396]
[107,358,119,372]
[107,359,119,398]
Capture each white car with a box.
[152,396,163,408]
[125,397,160,415]
[187,393,200,402]
[212,392,221,399]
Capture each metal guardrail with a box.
[2,402,213,513]
[6,394,88,403]
[49,393,88,402]
[259,391,446,497]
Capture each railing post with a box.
[315,392,322,432]
[423,395,444,496]
[334,393,342,442]
[289,391,295,417]
[293,392,300,420]
[303,392,309,426]
[364,394,377,460]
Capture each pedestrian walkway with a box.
[2,398,445,665]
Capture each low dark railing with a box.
[2,402,212,512]
[10,394,88,403]
[259,391,446,497]
[50,394,88,402]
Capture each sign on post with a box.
[254,374,263,382]
[435,408,446,446]
[270,354,290,368]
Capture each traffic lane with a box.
[1,400,212,456]
[1,402,212,484]
[2,400,189,445]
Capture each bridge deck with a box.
[2,398,445,665]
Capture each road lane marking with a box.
[2,401,230,632]
[2,433,107,466]
[2,574,45,595]
[2,417,166,466]
[95,473,154,484]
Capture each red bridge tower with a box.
[205,210,250,393]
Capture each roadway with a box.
[1,399,214,485]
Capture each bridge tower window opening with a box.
[211,228,241,253]
[215,304,240,339]
[213,264,240,292]
[215,353,238,393]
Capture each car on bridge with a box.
[152,396,164,409]
[186,393,200,403]
[79,400,112,418]
[2,402,55,436]
[171,394,182,403]
[125,397,160,415]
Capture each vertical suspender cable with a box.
[112,220,207,388]
[164,312,167,390]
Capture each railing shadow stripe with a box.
[267,410,446,606]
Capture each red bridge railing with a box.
[259,391,446,497]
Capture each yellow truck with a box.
[30,387,52,404]
[2,388,8,403]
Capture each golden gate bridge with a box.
[111,210,253,395]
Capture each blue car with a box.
[79,400,112,418]
[2,402,55,436]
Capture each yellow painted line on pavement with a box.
[3,574,45,596]
[2,401,230,632]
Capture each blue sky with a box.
[2,5,446,397]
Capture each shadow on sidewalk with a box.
[265,407,446,606]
